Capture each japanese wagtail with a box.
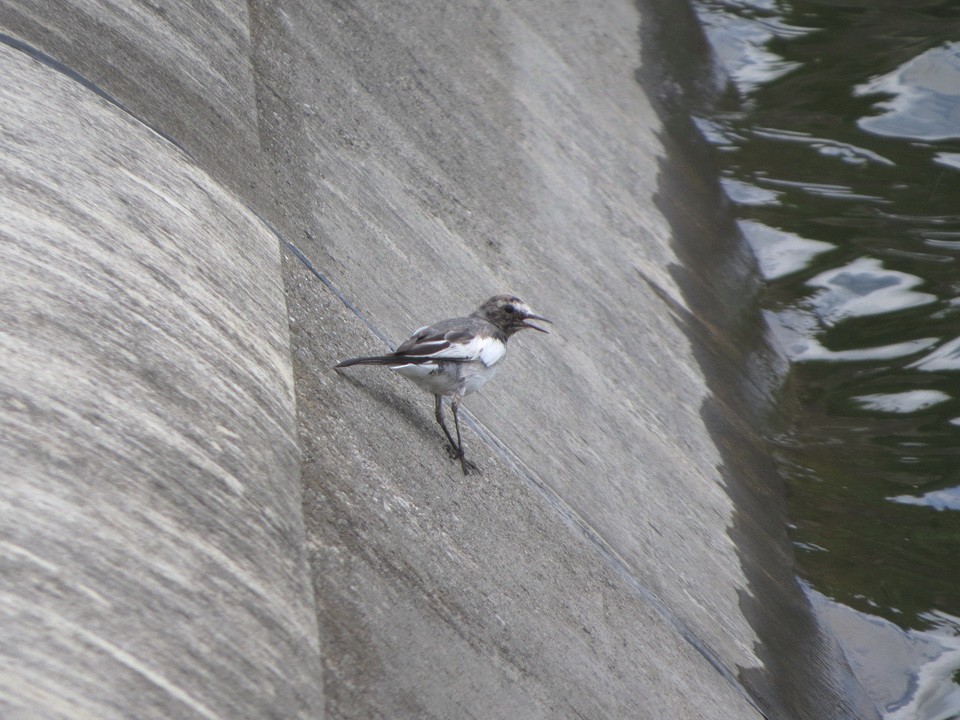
[334,295,550,474]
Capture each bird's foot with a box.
[446,445,479,475]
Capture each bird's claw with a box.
[446,445,479,475]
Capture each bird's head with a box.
[474,295,551,337]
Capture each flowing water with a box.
[690,1,960,717]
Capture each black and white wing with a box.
[394,318,506,367]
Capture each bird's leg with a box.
[434,395,459,457]
[450,393,476,475]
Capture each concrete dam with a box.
[0,0,879,717]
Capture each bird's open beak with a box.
[522,313,552,333]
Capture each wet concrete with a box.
[1,0,879,718]
[635,3,881,717]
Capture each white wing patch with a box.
[388,334,506,397]
[429,335,506,366]
[477,336,507,366]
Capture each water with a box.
[689,1,960,716]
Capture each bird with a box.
[334,295,550,474]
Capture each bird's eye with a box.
[504,304,515,314]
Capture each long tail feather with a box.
[334,354,399,368]
[334,354,448,368]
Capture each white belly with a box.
[459,361,500,395]
[391,360,500,398]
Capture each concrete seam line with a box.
[285,240,770,718]
[0,32,191,158]
[282,239,392,347]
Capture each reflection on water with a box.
[854,390,952,415]
[693,0,960,716]
[892,486,960,512]
[856,43,960,142]
[912,337,960,372]
[811,589,960,720]
[740,219,834,279]
[806,258,936,325]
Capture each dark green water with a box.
[691,1,960,716]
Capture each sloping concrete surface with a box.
[0,0,260,184]
[0,43,322,719]
[1,0,879,718]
